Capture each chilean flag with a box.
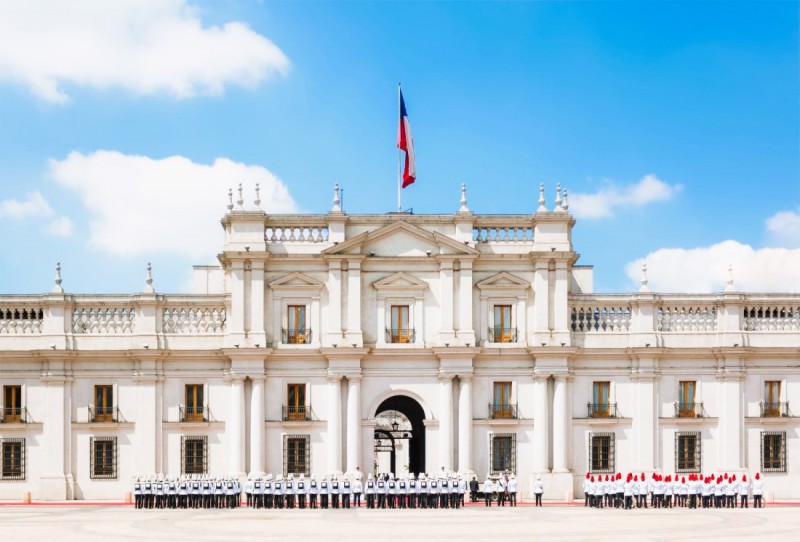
[397,89,416,188]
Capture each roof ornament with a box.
[555,183,563,212]
[332,183,341,212]
[639,263,650,292]
[725,264,735,292]
[459,183,469,212]
[254,183,261,209]
[52,262,63,293]
[236,183,244,209]
[227,188,234,212]
[563,188,569,212]
[144,263,154,293]
[537,183,546,212]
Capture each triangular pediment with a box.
[321,221,479,257]
[476,272,530,291]
[269,272,324,291]
[373,272,429,292]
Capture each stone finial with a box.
[332,183,341,212]
[563,188,569,211]
[52,262,63,293]
[459,183,469,212]
[639,263,650,292]
[537,183,546,212]
[555,183,563,211]
[144,262,154,293]
[226,188,234,212]
[725,264,735,292]
[254,183,261,209]
[236,183,244,209]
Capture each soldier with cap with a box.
[409,474,418,509]
[507,475,518,507]
[274,475,284,509]
[739,474,750,508]
[264,474,273,509]
[352,473,363,507]
[134,477,143,509]
[533,475,544,507]
[482,475,493,507]
[331,474,341,508]
[285,474,296,508]
[297,474,307,508]
[342,475,352,508]
[253,477,263,508]
[752,473,764,508]
[418,473,428,509]
[319,476,329,509]
[365,474,376,509]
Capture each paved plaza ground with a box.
[0,502,798,541]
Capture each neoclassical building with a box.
[0,184,797,500]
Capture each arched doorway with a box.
[374,395,426,476]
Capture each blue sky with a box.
[0,1,798,295]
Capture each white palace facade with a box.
[0,184,798,501]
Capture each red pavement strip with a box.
[1,501,799,507]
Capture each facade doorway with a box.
[373,395,426,476]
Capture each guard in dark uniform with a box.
[320,477,329,509]
[309,475,318,509]
[264,475,273,509]
[331,475,340,509]
[297,474,307,509]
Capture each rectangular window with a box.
[492,305,514,342]
[763,381,781,417]
[286,384,307,421]
[492,382,513,419]
[90,436,117,479]
[287,305,308,344]
[591,382,611,417]
[0,438,25,481]
[390,305,411,343]
[283,434,310,476]
[3,385,22,422]
[675,431,701,473]
[184,384,204,422]
[589,432,615,474]
[678,381,696,417]
[93,385,114,422]
[489,433,516,474]
[181,435,208,475]
[761,431,786,473]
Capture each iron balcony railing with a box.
[179,405,209,422]
[282,405,311,421]
[674,402,704,418]
[488,327,518,343]
[386,328,415,344]
[0,407,28,424]
[488,403,518,419]
[760,401,790,418]
[89,405,120,423]
[281,328,312,344]
[587,403,618,419]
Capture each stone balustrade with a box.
[571,303,632,333]
[72,306,136,334]
[265,225,329,243]
[162,306,227,334]
[473,225,534,243]
[742,305,800,331]
[657,305,717,332]
[0,304,44,334]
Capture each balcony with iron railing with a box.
[89,405,120,423]
[488,327,518,343]
[488,403,518,420]
[179,405,210,423]
[760,401,790,418]
[282,328,312,344]
[587,403,618,419]
[386,328,415,344]
[282,405,312,421]
[674,402,704,418]
[0,407,29,423]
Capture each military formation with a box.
[582,472,766,509]
[133,475,243,509]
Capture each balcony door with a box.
[764,381,781,417]
[3,385,21,422]
[94,385,114,422]
[287,384,306,420]
[493,382,512,418]
[185,384,204,421]
[592,382,610,417]
[679,381,696,417]
[390,305,411,343]
[493,305,513,342]
[288,305,307,344]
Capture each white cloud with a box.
[45,216,74,237]
[49,150,298,258]
[765,209,800,248]
[0,0,290,104]
[626,240,800,293]
[0,191,53,218]
[569,174,681,219]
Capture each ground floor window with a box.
[675,431,701,473]
[90,436,117,479]
[182,435,208,475]
[0,438,25,481]
[589,432,614,474]
[761,431,786,473]
[489,433,516,474]
[283,434,310,476]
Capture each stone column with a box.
[250,261,266,346]
[533,375,549,472]
[228,375,246,475]
[552,375,569,472]
[40,372,71,500]
[439,260,455,344]
[457,261,475,346]
[533,261,550,344]
[457,375,473,473]
[631,368,657,471]
[346,260,363,346]
[346,376,362,474]
[326,260,343,346]
[327,374,343,473]
[439,374,454,471]
[249,376,266,475]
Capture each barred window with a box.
[182,435,208,475]
[589,432,614,474]
[90,436,117,479]
[675,431,701,473]
[489,433,517,474]
[283,435,310,476]
[0,438,25,481]
[761,431,786,473]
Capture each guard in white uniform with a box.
[320,476,329,509]
[508,475,519,507]
[739,474,750,508]
[752,473,764,508]
[353,475,363,508]
[533,475,544,507]
[342,476,352,509]
[297,474,307,509]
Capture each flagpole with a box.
[397,83,402,212]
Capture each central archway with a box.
[374,395,426,476]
